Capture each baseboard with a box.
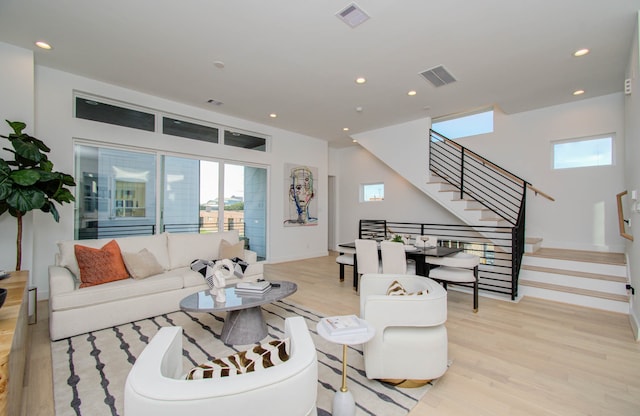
[628,300,640,341]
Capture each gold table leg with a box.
[341,344,348,392]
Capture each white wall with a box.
[450,94,625,252]
[332,144,459,247]
[338,94,625,253]
[624,12,640,339]
[0,42,34,278]
[13,63,328,298]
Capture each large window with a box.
[75,145,157,239]
[552,135,613,169]
[432,109,494,139]
[76,145,268,259]
[73,93,270,258]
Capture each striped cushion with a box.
[386,280,429,296]
[186,338,290,379]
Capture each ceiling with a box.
[1,1,639,147]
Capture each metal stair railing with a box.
[426,129,553,299]
[429,129,528,225]
[362,220,518,299]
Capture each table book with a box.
[235,280,272,295]
[322,315,368,336]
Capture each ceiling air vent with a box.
[336,3,370,28]
[207,99,223,106]
[419,65,457,87]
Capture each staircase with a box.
[352,123,630,311]
[519,248,629,313]
[427,175,510,227]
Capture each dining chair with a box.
[380,241,416,274]
[355,239,381,275]
[426,252,480,312]
[335,244,355,282]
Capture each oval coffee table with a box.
[180,281,297,345]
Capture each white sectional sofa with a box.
[48,230,263,341]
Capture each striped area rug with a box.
[51,300,434,415]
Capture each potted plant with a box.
[0,120,76,271]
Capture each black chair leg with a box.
[339,264,345,281]
[473,266,479,313]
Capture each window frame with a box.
[551,134,615,170]
[432,108,494,139]
[360,182,385,202]
[73,91,271,152]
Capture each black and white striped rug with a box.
[51,300,434,415]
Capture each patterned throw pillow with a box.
[386,280,429,296]
[74,240,129,288]
[186,338,290,379]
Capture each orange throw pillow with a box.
[74,240,129,288]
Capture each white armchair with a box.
[124,316,318,416]
[359,274,448,382]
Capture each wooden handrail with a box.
[527,184,555,202]
[432,133,555,202]
[616,190,633,241]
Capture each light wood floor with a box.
[23,252,640,415]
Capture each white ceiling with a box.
[1,1,639,147]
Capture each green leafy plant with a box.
[391,234,403,243]
[0,120,76,270]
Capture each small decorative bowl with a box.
[0,288,7,309]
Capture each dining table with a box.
[338,241,464,290]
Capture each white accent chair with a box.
[426,252,480,312]
[359,274,448,381]
[124,316,319,416]
[335,244,356,282]
[380,241,416,274]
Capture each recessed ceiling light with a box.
[355,77,366,84]
[573,48,590,57]
[343,127,349,131]
[407,90,417,96]
[352,139,358,143]
[213,60,225,69]
[35,41,52,50]
[269,113,277,118]
[573,89,585,96]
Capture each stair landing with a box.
[520,248,629,314]
[526,247,626,265]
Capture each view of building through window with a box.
[75,145,267,259]
[362,183,384,201]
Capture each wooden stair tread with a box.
[519,279,629,302]
[526,248,626,265]
[526,237,543,244]
[521,264,627,283]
